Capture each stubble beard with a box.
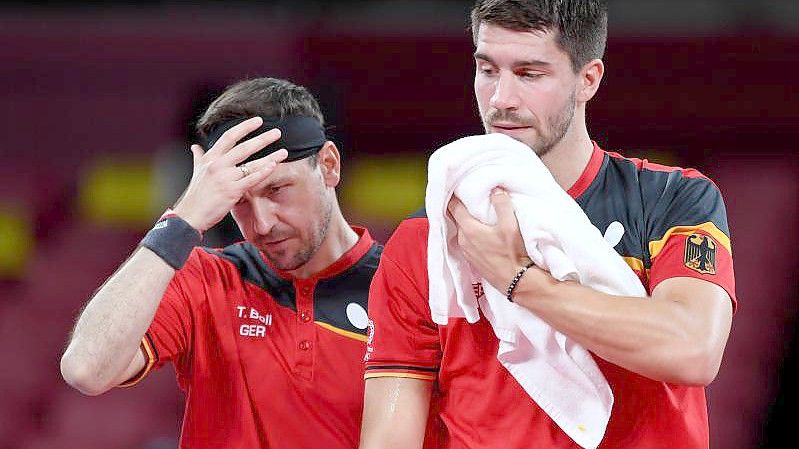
[265,191,333,272]
[534,91,576,158]
[483,90,576,158]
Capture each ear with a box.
[576,58,605,103]
[317,141,342,188]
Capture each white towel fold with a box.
[426,133,647,449]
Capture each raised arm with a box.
[512,273,732,385]
[447,188,734,386]
[60,117,287,395]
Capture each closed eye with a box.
[268,184,291,197]
[475,59,498,76]
[518,71,544,80]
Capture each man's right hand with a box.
[61,117,288,395]
[173,116,289,233]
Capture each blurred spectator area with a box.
[0,2,797,449]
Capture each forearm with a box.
[60,247,175,394]
[513,276,731,385]
[359,377,432,449]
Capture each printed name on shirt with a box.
[236,306,273,338]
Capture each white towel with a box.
[426,133,647,449]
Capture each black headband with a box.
[204,115,327,163]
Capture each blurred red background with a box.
[0,3,796,448]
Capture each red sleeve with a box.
[646,174,736,311]
[119,248,204,387]
[365,218,441,381]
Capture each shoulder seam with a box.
[607,152,720,191]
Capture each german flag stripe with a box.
[315,322,367,342]
[118,333,157,388]
[364,372,436,381]
[366,364,439,373]
[623,256,646,273]
[649,222,731,259]
[364,364,438,380]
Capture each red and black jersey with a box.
[122,227,381,449]
[365,144,736,449]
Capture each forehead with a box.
[252,158,313,189]
[474,23,567,66]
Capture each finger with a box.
[235,149,289,188]
[241,148,289,173]
[446,195,469,225]
[224,128,282,165]
[189,144,205,164]
[456,228,468,250]
[205,116,264,157]
[490,188,518,231]
[447,195,465,224]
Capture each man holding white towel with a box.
[359,1,736,449]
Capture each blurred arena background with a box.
[0,1,796,448]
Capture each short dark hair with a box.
[196,77,325,139]
[470,0,608,72]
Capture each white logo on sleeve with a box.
[603,221,625,248]
[365,318,375,362]
[346,303,369,330]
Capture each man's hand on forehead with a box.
[172,117,288,233]
[204,115,327,164]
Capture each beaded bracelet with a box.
[506,260,536,302]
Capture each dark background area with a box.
[0,1,796,448]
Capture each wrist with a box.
[139,211,202,270]
[505,260,536,302]
[509,262,561,305]
[171,203,207,234]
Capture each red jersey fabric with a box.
[365,144,736,449]
[122,227,381,449]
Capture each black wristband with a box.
[506,260,535,302]
[139,214,202,270]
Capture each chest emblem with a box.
[346,302,369,330]
[603,221,625,248]
[684,234,717,275]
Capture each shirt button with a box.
[300,311,311,323]
[299,340,312,350]
[300,286,311,296]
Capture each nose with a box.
[249,198,277,236]
[489,71,520,111]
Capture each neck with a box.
[539,109,594,191]
[288,205,359,279]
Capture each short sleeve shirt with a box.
[123,227,381,449]
[365,145,736,449]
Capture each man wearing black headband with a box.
[61,77,381,448]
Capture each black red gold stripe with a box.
[118,333,158,388]
[364,364,439,381]
[649,222,731,259]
